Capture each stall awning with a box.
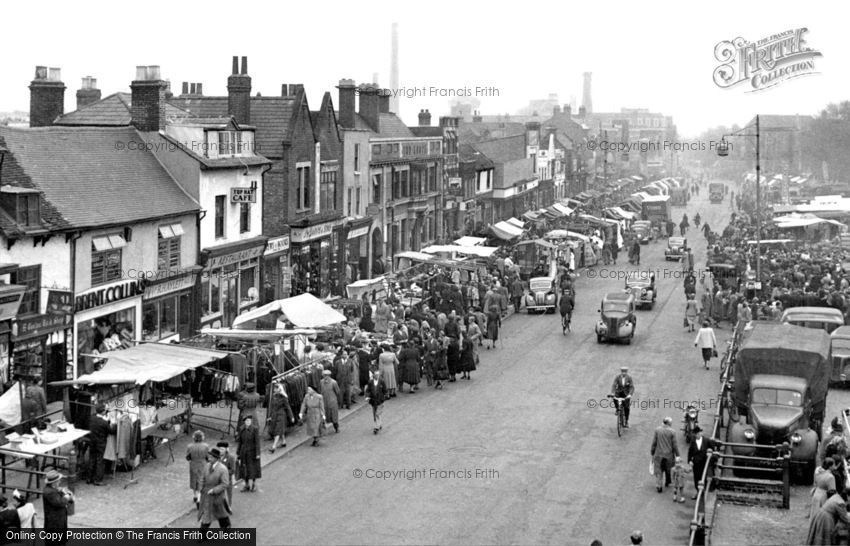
[605,207,636,220]
[200,327,318,341]
[515,238,557,250]
[393,251,435,262]
[55,344,230,386]
[550,203,574,216]
[505,217,525,229]
[453,236,487,247]
[522,210,541,222]
[773,213,847,228]
[490,221,524,240]
[421,245,499,258]
[233,293,347,329]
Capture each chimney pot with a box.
[190,83,197,94]
[232,56,239,75]
[135,66,146,80]
[196,83,203,95]
[181,81,189,95]
[337,78,356,129]
[150,66,162,80]
[48,68,61,82]
[227,58,251,124]
[241,56,248,75]
[34,66,47,80]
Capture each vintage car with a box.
[632,220,653,244]
[625,271,656,310]
[781,306,845,334]
[830,326,850,386]
[665,237,687,261]
[525,276,557,314]
[595,292,637,344]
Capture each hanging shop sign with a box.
[144,273,197,300]
[230,187,257,204]
[347,226,370,240]
[0,285,25,322]
[264,235,290,256]
[75,279,146,313]
[291,221,343,243]
[14,313,72,341]
[46,290,74,316]
[207,245,265,269]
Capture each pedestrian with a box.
[687,426,711,498]
[811,458,836,519]
[671,456,690,503]
[236,415,261,491]
[346,347,360,404]
[398,341,421,393]
[42,471,72,546]
[198,447,232,529]
[423,331,438,387]
[0,494,20,537]
[299,386,325,447]
[459,334,476,380]
[486,305,501,349]
[236,383,261,424]
[215,441,237,507]
[433,333,450,389]
[377,344,399,398]
[12,490,35,531]
[364,370,387,434]
[630,530,643,545]
[86,403,116,486]
[267,383,295,453]
[446,334,461,382]
[651,416,679,493]
[320,369,341,433]
[25,377,47,418]
[186,430,209,508]
[694,321,718,369]
[375,299,392,335]
[685,295,699,332]
[466,316,482,365]
[806,491,850,545]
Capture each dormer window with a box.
[0,186,41,227]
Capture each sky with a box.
[1,0,846,136]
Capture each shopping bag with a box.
[683,317,689,328]
[712,348,719,358]
[649,460,655,476]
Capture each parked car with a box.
[665,237,687,261]
[632,221,653,244]
[625,271,656,310]
[596,292,637,344]
[781,306,845,334]
[525,276,557,314]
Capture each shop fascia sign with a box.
[207,245,265,269]
[230,187,256,203]
[291,220,343,243]
[347,226,370,240]
[14,312,72,340]
[144,272,197,300]
[264,235,290,256]
[75,278,146,313]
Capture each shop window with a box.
[240,266,258,306]
[13,265,40,316]
[161,296,177,338]
[297,165,311,211]
[320,169,337,212]
[209,271,221,314]
[372,173,382,204]
[142,300,160,341]
[400,170,409,198]
[215,195,226,239]
[240,203,251,233]
[157,224,182,271]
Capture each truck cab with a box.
[709,182,725,203]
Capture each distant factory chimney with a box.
[582,72,593,115]
[390,22,399,114]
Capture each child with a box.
[671,456,691,503]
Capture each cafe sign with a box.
[230,187,256,203]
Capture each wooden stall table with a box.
[144,427,179,466]
[0,425,89,493]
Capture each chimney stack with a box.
[130,65,167,132]
[164,80,173,100]
[196,83,203,96]
[553,104,561,116]
[337,78,356,129]
[29,66,65,127]
[578,106,586,118]
[227,55,251,125]
[358,84,381,132]
[181,82,189,95]
[378,89,390,114]
[418,109,431,126]
[76,76,101,110]
[190,83,197,95]
[290,84,304,95]
[472,110,482,123]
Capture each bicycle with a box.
[607,394,630,437]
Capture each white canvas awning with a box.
[422,245,499,258]
[773,213,847,228]
[453,236,487,247]
[551,203,574,216]
[200,327,318,340]
[490,221,525,240]
[505,217,525,228]
[233,293,347,329]
[0,382,22,426]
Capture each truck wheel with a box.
[625,337,632,345]
[597,335,603,343]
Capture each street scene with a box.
[0,2,849,545]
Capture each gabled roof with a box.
[469,134,527,163]
[0,126,198,231]
[458,121,525,142]
[458,143,494,169]
[376,114,414,139]
[55,93,193,126]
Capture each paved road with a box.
[170,184,733,545]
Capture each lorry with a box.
[727,322,830,483]
[709,182,725,203]
[640,194,670,224]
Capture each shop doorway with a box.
[45,344,65,403]
[222,274,238,327]
[371,228,384,276]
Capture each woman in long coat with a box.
[486,305,501,349]
[374,300,392,335]
[359,294,375,332]
[446,335,461,382]
[807,491,850,545]
[810,459,836,519]
[398,341,421,393]
[236,416,261,491]
[299,386,325,447]
[377,345,399,398]
[459,335,476,380]
[267,384,294,453]
[422,331,439,387]
[187,430,209,506]
[433,334,449,389]
[198,448,232,527]
[320,371,341,432]
[466,316,482,363]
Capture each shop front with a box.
[262,234,291,303]
[74,278,146,377]
[200,237,267,330]
[0,282,26,386]
[344,218,372,285]
[12,312,73,402]
[142,267,200,343]
[290,219,345,299]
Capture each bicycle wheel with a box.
[616,409,622,437]
[562,315,567,335]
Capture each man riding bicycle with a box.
[610,366,635,428]
[559,288,574,332]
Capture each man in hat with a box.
[320,370,341,433]
[198,447,232,529]
[237,383,261,424]
[687,425,712,499]
[610,367,634,428]
[216,441,237,506]
[87,403,117,486]
[42,470,72,542]
[651,417,679,493]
